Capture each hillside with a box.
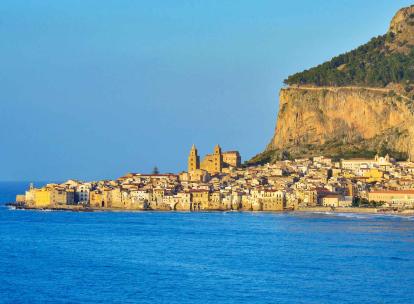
[285,6,414,91]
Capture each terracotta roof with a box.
[370,190,414,194]
[315,187,330,192]
[342,158,373,161]
[139,174,178,177]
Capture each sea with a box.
[1,182,414,304]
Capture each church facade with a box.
[188,144,241,175]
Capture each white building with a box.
[75,184,90,204]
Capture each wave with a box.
[319,212,373,220]
[302,211,414,220]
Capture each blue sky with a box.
[1,0,412,181]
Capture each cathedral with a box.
[188,144,241,174]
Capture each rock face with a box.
[250,6,414,164]
[265,86,414,160]
[388,5,414,54]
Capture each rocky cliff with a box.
[263,86,414,160]
[388,5,414,54]
[249,6,414,164]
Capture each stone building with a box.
[75,184,90,204]
[322,195,340,207]
[31,187,52,208]
[261,190,285,211]
[341,154,392,171]
[24,184,74,208]
[188,144,200,172]
[222,151,241,168]
[90,190,105,208]
[187,144,241,175]
[190,189,210,210]
[368,190,414,208]
[200,145,223,174]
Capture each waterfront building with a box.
[175,192,191,211]
[261,189,285,211]
[90,190,105,208]
[23,184,75,208]
[338,196,353,207]
[32,187,52,208]
[368,190,414,208]
[75,184,90,204]
[109,188,124,208]
[322,195,340,207]
[15,151,414,213]
[190,189,210,210]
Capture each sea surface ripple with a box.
[1,182,414,304]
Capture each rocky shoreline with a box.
[6,202,414,216]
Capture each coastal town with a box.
[14,145,414,214]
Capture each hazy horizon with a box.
[1,0,413,181]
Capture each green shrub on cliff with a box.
[284,35,414,87]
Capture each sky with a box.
[1,0,413,181]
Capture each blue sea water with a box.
[1,182,414,304]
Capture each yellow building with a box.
[322,195,340,207]
[209,191,223,210]
[261,190,285,211]
[200,145,223,174]
[152,188,165,204]
[188,144,241,175]
[188,144,200,172]
[33,188,52,208]
[190,189,210,210]
[15,195,26,204]
[110,188,124,208]
[174,192,191,211]
[51,187,74,206]
[240,195,253,211]
[28,185,74,208]
[222,151,241,168]
[368,190,414,208]
[363,168,383,183]
[341,154,392,171]
[189,169,210,182]
[90,190,107,208]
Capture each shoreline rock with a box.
[6,202,414,216]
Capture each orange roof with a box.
[342,158,373,161]
[323,195,340,198]
[370,190,414,194]
[139,174,178,177]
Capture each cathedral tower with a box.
[188,144,200,172]
[213,144,223,173]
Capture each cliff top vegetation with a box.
[284,6,414,90]
[284,35,414,89]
